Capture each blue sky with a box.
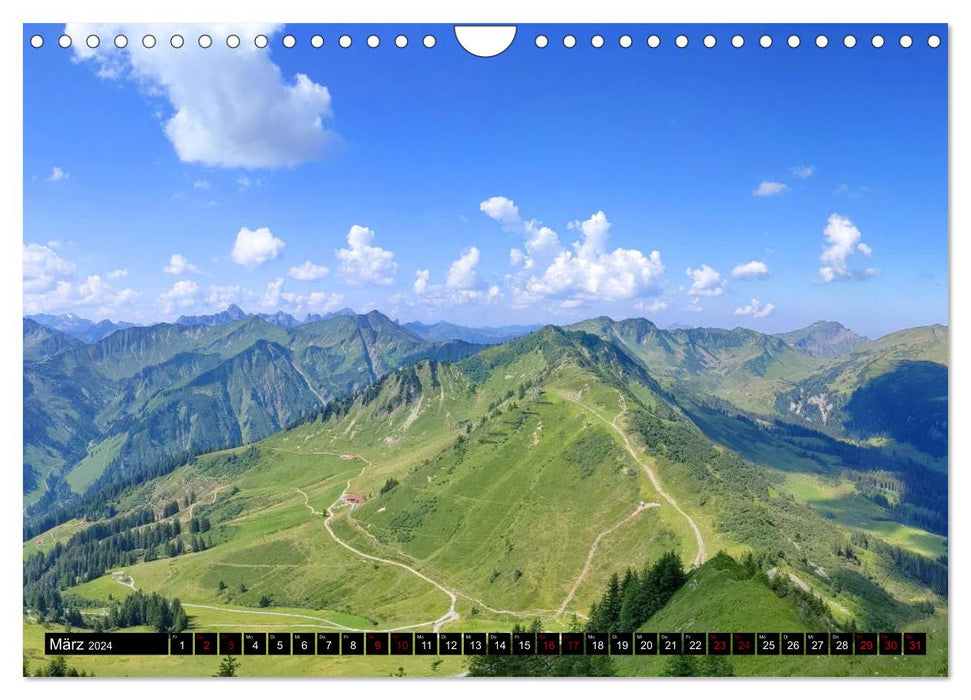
[23,23,947,338]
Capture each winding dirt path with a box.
[555,501,659,616]
[556,390,707,568]
[187,486,225,519]
[296,486,460,632]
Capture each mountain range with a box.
[22,309,948,676]
[23,310,480,507]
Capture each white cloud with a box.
[734,298,775,318]
[791,165,815,179]
[206,284,247,308]
[23,243,139,316]
[66,23,334,169]
[685,264,726,297]
[192,179,210,189]
[288,261,329,281]
[107,268,128,280]
[48,166,69,182]
[23,243,75,293]
[635,299,669,314]
[259,277,343,316]
[818,213,878,282]
[753,181,789,197]
[159,279,200,314]
[413,269,430,295]
[479,196,521,231]
[481,201,665,308]
[231,227,285,267]
[686,298,704,313]
[164,253,202,275]
[336,225,397,285]
[446,247,484,290]
[409,250,499,310]
[731,260,770,279]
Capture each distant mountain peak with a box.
[775,320,867,359]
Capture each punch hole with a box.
[423,35,436,48]
[58,34,72,48]
[591,35,604,48]
[142,35,156,49]
[227,35,240,48]
[703,35,716,48]
[283,35,296,48]
[563,35,576,48]
[815,35,829,48]
[872,35,885,48]
[675,34,688,48]
[788,35,801,48]
[928,35,941,48]
[647,35,660,48]
[844,35,857,48]
[367,35,380,48]
[30,35,43,48]
[198,35,212,49]
[255,34,269,49]
[395,35,408,48]
[311,35,324,48]
[454,26,514,56]
[759,35,772,48]
[170,35,184,49]
[731,35,744,48]
[900,35,913,48]
[339,35,352,48]
[114,35,128,49]
[86,35,100,49]
[619,35,632,48]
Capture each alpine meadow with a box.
[23,309,948,676]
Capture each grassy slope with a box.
[612,556,947,677]
[23,328,947,677]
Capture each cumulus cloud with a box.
[231,227,285,268]
[66,23,334,169]
[731,260,770,279]
[107,268,128,280]
[446,248,484,290]
[23,243,139,316]
[288,261,329,281]
[685,264,726,297]
[159,280,200,314]
[734,298,775,318]
[336,225,397,285]
[164,253,202,275]
[23,243,75,293]
[479,196,521,231]
[192,179,210,189]
[481,199,665,309]
[791,165,815,179]
[48,166,69,182]
[818,213,878,282]
[258,277,344,316]
[409,250,499,309]
[413,269,430,295]
[753,181,789,197]
[635,299,669,314]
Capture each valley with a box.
[22,311,948,676]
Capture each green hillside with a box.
[23,310,480,511]
[22,320,947,677]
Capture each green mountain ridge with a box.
[23,311,481,509]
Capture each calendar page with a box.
[21,23,947,678]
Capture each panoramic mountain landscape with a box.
[23,309,948,676]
